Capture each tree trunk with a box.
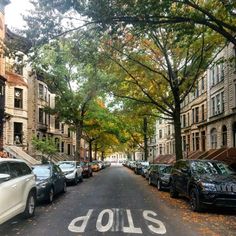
[101,151,105,161]
[173,104,183,161]
[94,142,98,160]
[89,140,93,162]
[143,117,148,161]
[75,124,82,161]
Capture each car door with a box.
[0,162,19,221]
[176,161,190,195]
[54,165,65,193]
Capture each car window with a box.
[191,161,234,175]
[0,163,9,175]
[19,162,32,175]
[55,165,63,173]
[58,162,75,169]
[8,162,24,178]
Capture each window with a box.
[159,144,162,155]
[211,128,217,149]
[192,109,194,124]
[19,162,31,175]
[55,117,60,129]
[61,124,64,134]
[68,128,71,138]
[61,141,64,153]
[14,122,23,145]
[39,108,44,123]
[39,84,44,99]
[8,162,25,178]
[14,88,23,108]
[0,163,9,175]
[67,144,71,155]
[201,78,204,92]
[222,125,227,147]
[159,130,162,139]
[201,104,205,121]
[195,107,199,123]
[183,114,186,127]
[211,92,224,116]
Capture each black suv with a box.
[169,159,236,212]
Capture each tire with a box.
[190,188,202,212]
[157,179,163,191]
[23,191,36,218]
[62,181,67,193]
[48,187,54,203]
[80,175,83,182]
[74,174,78,185]
[169,181,179,198]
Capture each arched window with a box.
[222,125,227,147]
[210,128,217,149]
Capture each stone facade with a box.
[206,44,236,150]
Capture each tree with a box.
[99,28,218,160]
[24,1,236,46]
[32,136,57,163]
[31,38,103,160]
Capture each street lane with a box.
[0,164,235,236]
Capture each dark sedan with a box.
[32,164,67,203]
[148,164,172,190]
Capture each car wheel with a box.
[48,187,54,203]
[74,174,78,185]
[80,175,83,182]
[190,188,202,212]
[23,191,36,218]
[169,181,179,198]
[62,181,67,193]
[90,172,93,177]
[157,179,162,191]
[148,177,152,185]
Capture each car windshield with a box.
[160,165,172,174]
[33,166,51,178]
[58,162,75,170]
[191,161,235,175]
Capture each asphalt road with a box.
[0,164,235,236]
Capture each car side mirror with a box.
[0,174,11,183]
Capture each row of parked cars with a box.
[0,158,110,225]
[123,159,236,212]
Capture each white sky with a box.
[5,0,32,29]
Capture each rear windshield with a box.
[33,166,51,178]
[58,162,75,169]
[191,161,235,175]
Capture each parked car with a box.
[135,161,149,175]
[90,162,100,172]
[141,163,150,177]
[32,163,66,203]
[148,164,172,190]
[169,159,236,212]
[0,158,37,225]
[58,161,83,184]
[79,161,93,178]
[145,164,155,180]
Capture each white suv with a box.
[0,158,37,225]
[57,161,83,185]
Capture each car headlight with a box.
[201,182,217,192]
[37,182,47,188]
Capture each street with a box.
[0,164,236,236]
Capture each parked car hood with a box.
[196,174,236,184]
[36,177,50,184]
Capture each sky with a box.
[5,0,32,29]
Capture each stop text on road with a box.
[68,208,167,234]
